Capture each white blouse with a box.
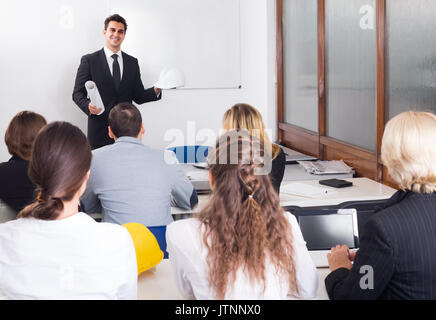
[0,212,137,300]
[166,212,318,300]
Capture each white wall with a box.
[0,0,277,161]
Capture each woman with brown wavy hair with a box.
[0,121,137,299]
[166,130,317,299]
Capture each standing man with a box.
[73,14,161,149]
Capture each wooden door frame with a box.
[276,0,388,182]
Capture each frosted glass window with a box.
[325,0,376,152]
[386,0,436,119]
[282,0,318,132]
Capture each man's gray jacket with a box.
[80,136,197,226]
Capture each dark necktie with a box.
[112,54,121,91]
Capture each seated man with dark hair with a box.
[80,102,198,226]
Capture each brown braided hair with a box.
[197,130,299,299]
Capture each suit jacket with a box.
[72,48,161,149]
[270,146,285,194]
[325,190,436,300]
[0,155,36,213]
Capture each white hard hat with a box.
[154,67,185,89]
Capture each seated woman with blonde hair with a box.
[0,122,137,299]
[325,111,436,299]
[222,103,286,193]
[166,131,318,299]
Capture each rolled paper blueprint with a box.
[85,81,105,115]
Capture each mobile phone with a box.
[319,178,353,188]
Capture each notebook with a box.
[294,209,359,267]
[281,182,338,198]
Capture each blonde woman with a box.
[166,131,318,299]
[326,111,436,300]
[222,103,285,193]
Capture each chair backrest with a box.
[167,145,210,163]
[338,199,389,236]
[147,225,169,259]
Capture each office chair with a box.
[147,225,169,259]
[167,145,210,163]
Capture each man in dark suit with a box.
[73,14,161,149]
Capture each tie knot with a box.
[112,54,118,60]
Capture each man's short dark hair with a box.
[104,14,128,31]
[108,103,142,138]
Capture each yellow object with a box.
[123,223,164,275]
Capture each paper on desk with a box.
[186,171,209,181]
[297,160,353,175]
[85,81,105,115]
[280,182,337,198]
[280,145,317,162]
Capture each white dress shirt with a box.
[103,46,161,98]
[166,212,318,300]
[0,212,137,300]
[104,46,123,79]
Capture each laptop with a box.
[295,209,359,268]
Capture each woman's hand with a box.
[327,245,353,271]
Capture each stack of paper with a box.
[279,145,317,163]
[280,182,337,198]
[297,160,353,175]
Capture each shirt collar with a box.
[115,136,144,146]
[104,46,122,59]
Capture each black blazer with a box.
[269,146,285,194]
[0,155,36,213]
[325,190,436,300]
[72,49,161,149]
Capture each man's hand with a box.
[327,245,353,272]
[88,102,103,115]
[154,86,162,95]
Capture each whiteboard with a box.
[0,0,241,90]
[110,0,242,89]
[0,0,241,161]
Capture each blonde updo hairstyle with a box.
[222,103,280,159]
[381,111,436,193]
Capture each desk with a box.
[172,177,397,215]
[138,259,330,300]
[181,163,354,192]
[282,164,353,182]
[279,177,396,207]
